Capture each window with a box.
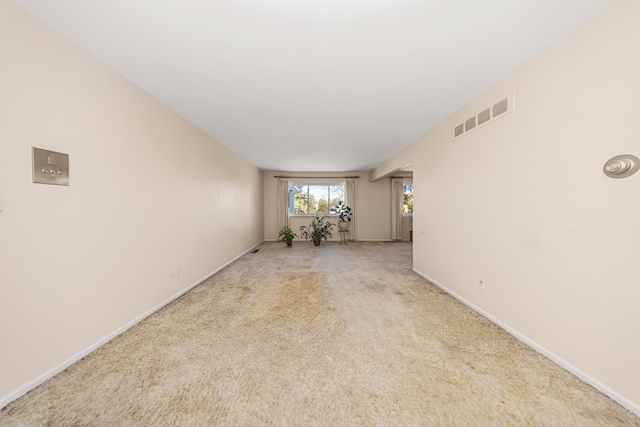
[403,184,413,214]
[289,184,345,215]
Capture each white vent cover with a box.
[454,92,515,139]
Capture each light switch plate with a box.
[32,147,69,186]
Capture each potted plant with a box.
[278,225,297,247]
[335,201,352,230]
[299,214,334,246]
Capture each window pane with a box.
[291,185,309,214]
[329,185,345,213]
[403,184,413,214]
[309,185,329,214]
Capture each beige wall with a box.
[263,171,409,242]
[0,0,263,406]
[371,0,640,414]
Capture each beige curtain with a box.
[276,178,290,235]
[391,178,404,240]
[345,178,357,241]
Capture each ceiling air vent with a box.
[453,92,515,139]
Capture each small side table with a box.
[339,229,349,245]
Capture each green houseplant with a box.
[335,201,352,230]
[278,225,297,247]
[299,214,334,246]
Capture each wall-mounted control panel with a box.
[32,147,69,186]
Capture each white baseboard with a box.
[0,241,264,410]
[412,268,640,418]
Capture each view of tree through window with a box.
[403,184,413,214]
[289,185,345,215]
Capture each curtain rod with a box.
[389,176,412,179]
[274,175,360,179]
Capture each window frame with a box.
[288,182,346,216]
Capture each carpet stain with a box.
[244,272,333,330]
[237,286,253,300]
[365,281,386,293]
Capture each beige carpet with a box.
[2,241,638,426]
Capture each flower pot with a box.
[338,222,349,230]
[313,239,321,246]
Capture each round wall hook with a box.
[603,154,639,179]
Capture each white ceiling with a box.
[14,0,614,172]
